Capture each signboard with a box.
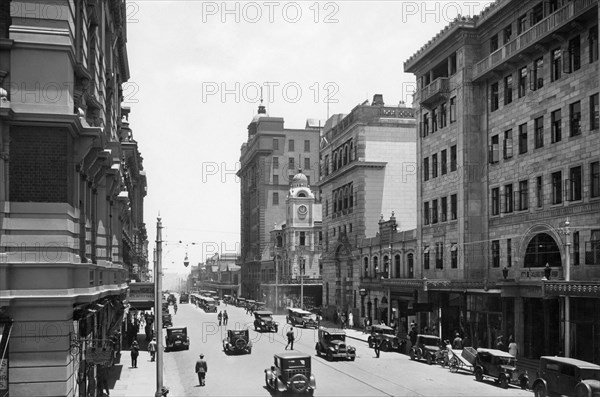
[0,358,7,391]
[85,347,113,365]
[129,282,155,301]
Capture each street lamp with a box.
[154,217,166,396]
[558,218,571,357]
[300,256,306,310]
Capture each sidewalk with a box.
[105,335,158,397]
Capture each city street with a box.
[113,301,532,397]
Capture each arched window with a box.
[525,233,562,267]
[298,192,306,198]
[394,254,401,278]
[337,192,342,214]
[363,257,369,277]
[383,255,389,277]
[333,153,338,171]
[333,192,337,213]
[324,155,329,175]
[349,184,354,207]
[350,141,354,161]
[407,253,414,278]
[276,236,282,247]
[337,149,342,169]
[343,187,349,209]
[373,256,379,277]
[325,199,329,217]
[343,144,349,165]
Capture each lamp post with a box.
[154,217,165,397]
[299,256,305,310]
[558,218,571,357]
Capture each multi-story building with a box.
[404,0,599,362]
[316,95,417,320]
[198,253,241,298]
[0,1,146,395]
[238,103,321,299]
[264,170,322,312]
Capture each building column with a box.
[543,299,550,355]
[514,297,524,357]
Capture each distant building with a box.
[198,253,241,298]
[316,95,417,319]
[237,103,322,299]
[404,0,599,362]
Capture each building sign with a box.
[85,347,113,365]
[128,282,154,301]
[0,358,8,391]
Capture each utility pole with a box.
[300,256,305,310]
[274,255,279,314]
[155,216,165,396]
[562,219,571,357]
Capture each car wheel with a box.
[575,382,593,397]
[289,374,309,393]
[382,341,390,352]
[475,367,483,382]
[426,353,433,365]
[409,350,416,360]
[416,349,422,360]
[449,358,458,373]
[350,356,355,361]
[327,351,332,361]
[533,383,547,397]
[499,374,509,389]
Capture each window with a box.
[490,135,499,163]
[517,14,527,35]
[273,156,279,168]
[491,82,499,111]
[570,101,581,137]
[432,199,438,224]
[591,93,599,130]
[450,97,457,123]
[536,176,543,207]
[450,194,457,220]
[450,52,457,75]
[300,232,306,246]
[273,175,279,185]
[273,138,279,150]
[490,34,499,52]
[423,246,430,270]
[441,196,447,222]
[507,239,512,268]
[532,57,544,90]
[504,75,513,105]
[432,154,438,178]
[423,157,429,181]
[441,149,447,175]
[304,158,311,170]
[518,67,527,98]
[534,116,544,148]
[569,166,582,201]
[518,180,529,210]
[573,231,580,266]
[304,140,310,152]
[519,123,528,154]
[504,184,513,213]
[450,145,457,171]
[289,157,295,169]
[590,25,598,63]
[422,113,430,136]
[325,199,329,216]
[451,244,458,269]
[491,187,500,216]
[492,240,500,268]
[435,242,443,269]
[531,2,544,25]
[566,36,581,72]
[289,139,295,151]
[503,129,513,159]
[273,192,279,205]
[585,230,600,265]
[551,109,562,143]
[440,103,447,128]
[591,162,600,198]
[424,202,430,225]
[552,171,563,204]
[432,107,438,132]
[504,24,512,44]
[551,48,562,81]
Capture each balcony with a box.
[420,77,450,108]
[473,0,596,81]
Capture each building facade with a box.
[264,170,322,312]
[405,0,599,362]
[0,1,147,395]
[197,253,241,298]
[316,95,417,320]
[238,104,321,300]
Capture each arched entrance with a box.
[524,233,562,267]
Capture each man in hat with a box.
[195,353,208,386]
[148,337,157,362]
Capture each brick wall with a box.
[9,126,69,203]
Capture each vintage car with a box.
[287,308,319,328]
[222,329,252,355]
[179,293,189,304]
[409,334,442,364]
[473,348,528,389]
[315,327,356,361]
[164,327,189,351]
[162,313,172,328]
[531,356,600,397]
[264,352,316,395]
[367,324,403,352]
[254,310,279,332]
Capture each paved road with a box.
[160,302,532,397]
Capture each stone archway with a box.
[524,233,562,268]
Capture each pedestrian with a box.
[130,341,139,368]
[496,335,506,352]
[409,325,418,348]
[452,333,463,349]
[348,312,354,329]
[223,310,228,326]
[148,337,157,362]
[340,313,346,329]
[508,335,518,356]
[218,311,223,326]
[462,334,471,348]
[374,338,383,358]
[285,327,295,350]
[363,317,368,334]
[97,364,110,396]
[195,353,208,386]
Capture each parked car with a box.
[409,334,442,365]
[287,308,319,328]
[264,352,316,395]
[179,293,189,304]
[473,348,528,389]
[315,327,356,361]
[254,310,279,332]
[223,329,252,355]
[367,324,403,352]
[165,327,189,351]
[531,356,600,397]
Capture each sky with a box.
[125,0,494,274]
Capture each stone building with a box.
[238,103,321,300]
[316,95,417,320]
[0,1,147,395]
[198,253,241,298]
[404,0,599,362]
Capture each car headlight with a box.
[335,345,339,350]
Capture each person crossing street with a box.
[285,327,295,350]
[195,353,208,386]
[148,337,157,362]
[223,310,228,326]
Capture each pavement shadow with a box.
[107,364,124,388]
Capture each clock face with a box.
[297,205,308,219]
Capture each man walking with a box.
[148,337,157,362]
[223,310,228,326]
[374,338,383,358]
[285,327,295,350]
[130,341,139,368]
[195,353,208,386]
[218,311,223,326]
